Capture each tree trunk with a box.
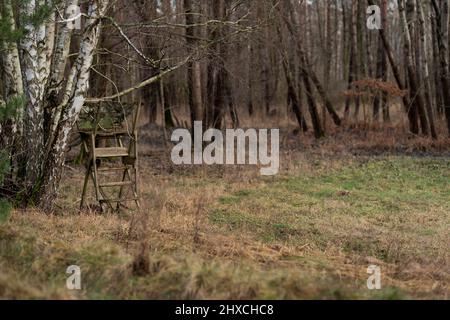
[283,0,341,127]
[345,1,360,120]
[404,0,429,135]
[247,43,254,116]
[380,0,390,123]
[0,0,24,150]
[301,60,325,139]
[431,14,445,117]
[367,0,414,133]
[185,0,203,129]
[373,0,387,122]
[431,0,450,136]
[275,10,307,132]
[417,0,438,139]
[38,0,110,209]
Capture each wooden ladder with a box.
[79,101,141,211]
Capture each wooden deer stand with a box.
[78,100,141,211]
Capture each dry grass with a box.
[1,127,449,300]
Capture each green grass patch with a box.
[210,157,450,259]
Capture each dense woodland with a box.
[1,0,450,209]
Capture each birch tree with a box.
[0,0,111,209]
[431,0,450,135]
[0,0,173,209]
[0,0,257,210]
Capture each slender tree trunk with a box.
[405,0,429,135]
[323,1,332,130]
[368,0,411,127]
[431,14,445,117]
[373,0,387,122]
[1,0,24,102]
[417,0,438,139]
[0,0,24,145]
[205,0,226,129]
[380,0,390,123]
[283,0,341,127]
[301,60,324,139]
[185,0,203,129]
[275,11,307,132]
[132,0,160,124]
[39,0,110,209]
[345,1,360,120]
[21,0,46,185]
[247,43,254,116]
[46,0,78,137]
[431,0,450,135]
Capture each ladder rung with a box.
[99,181,134,187]
[98,166,131,172]
[95,147,129,158]
[100,198,139,203]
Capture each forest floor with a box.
[1,124,449,299]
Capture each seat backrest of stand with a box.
[78,101,137,135]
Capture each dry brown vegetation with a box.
[1,126,449,300]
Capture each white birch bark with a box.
[49,0,78,86]
[40,0,110,207]
[37,0,48,87]
[1,0,24,97]
[20,0,46,183]
[417,0,437,138]
[40,0,56,87]
[1,0,24,133]
[47,0,79,135]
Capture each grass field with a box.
[0,129,449,299]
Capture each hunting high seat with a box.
[78,100,141,211]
